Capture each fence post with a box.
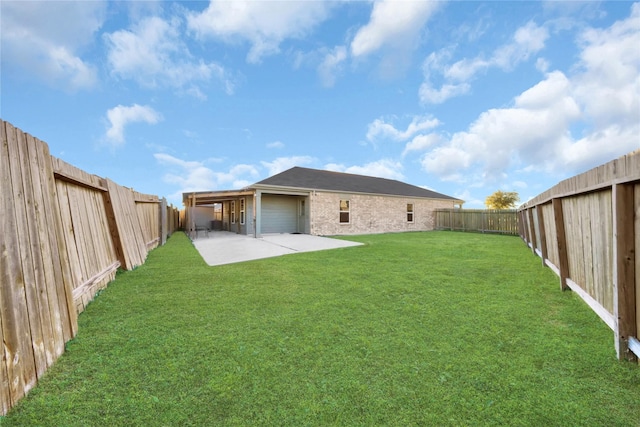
[612,183,637,361]
[527,209,537,255]
[482,210,486,233]
[536,205,548,267]
[521,210,529,245]
[552,198,570,291]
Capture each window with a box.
[407,203,414,222]
[239,198,245,225]
[339,199,350,223]
[230,200,236,224]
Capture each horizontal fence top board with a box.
[435,209,518,213]
[134,191,159,203]
[51,157,106,192]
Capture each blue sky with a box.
[2,1,639,207]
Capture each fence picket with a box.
[1,121,31,406]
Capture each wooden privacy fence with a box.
[518,150,639,363]
[435,209,519,235]
[0,119,180,415]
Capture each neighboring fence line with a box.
[518,150,639,363]
[0,119,180,415]
[435,209,519,235]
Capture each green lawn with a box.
[2,231,639,426]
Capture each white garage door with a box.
[262,195,298,234]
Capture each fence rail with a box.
[519,150,639,363]
[435,209,519,235]
[0,119,180,415]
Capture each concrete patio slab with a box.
[191,231,363,266]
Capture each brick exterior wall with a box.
[309,191,456,236]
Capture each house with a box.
[183,166,463,237]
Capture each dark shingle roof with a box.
[253,167,458,200]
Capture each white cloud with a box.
[1,1,105,90]
[421,144,473,182]
[267,141,285,149]
[403,133,442,156]
[366,115,441,142]
[492,21,549,70]
[261,156,315,176]
[420,21,549,104]
[154,153,259,196]
[443,57,489,82]
[187,1,331,63]
[318,46,348,87]
[105,104,163,146]
[105,16,234,96]
[325,159,404,181]
[536,57,550,72]
[154,153,216,197]
[350,0,440,58]
[418,48,473,103]
[223,164,260,187]
[418,82,471,104]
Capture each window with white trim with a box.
[240,198,245,225]
[407,203,414,223]
[339,199,350,223]
[230,200,236,224]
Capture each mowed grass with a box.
[2,231,639,426]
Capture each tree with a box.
[485,191,520,209]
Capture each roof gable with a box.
[253,167,458,200]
